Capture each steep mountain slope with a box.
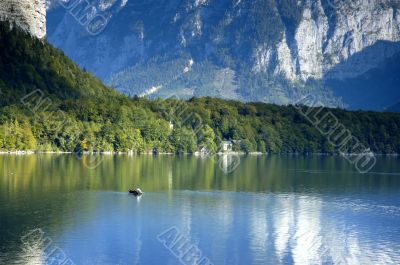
[387,102,400,112]
[47,0,400,109]
[0,21,117,107]
[326,49,400,111]
[1,20,400,155]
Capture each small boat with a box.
[129,188,143,196]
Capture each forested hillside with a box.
[1,22,400,154]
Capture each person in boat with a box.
[129,188,143,196]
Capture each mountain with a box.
[0,0,46,38]
[46,0,400,109]
[387,102,400,112]
[0,21,117,106]
[326,49,400,111]
[2,20,400,155]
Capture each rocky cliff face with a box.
[0,0,46,38]
[46,0,400,109]
[257,0,400,80]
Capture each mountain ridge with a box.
[46,0,400,109]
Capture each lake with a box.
[1,155,400,264]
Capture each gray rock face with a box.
[48,0,400,80]
[0,0,46,38]
[46,0,400,108]
[256,0,400,80]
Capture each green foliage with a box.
[0,119,36,150]
[0,21,118,107]
[170,127,197,154]
[197,125,217,153]
[1,22,400,155]
[240,139,254,154]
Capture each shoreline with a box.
[0,151,398,156]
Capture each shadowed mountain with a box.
[387,102,400,113]
[324,42,400,111]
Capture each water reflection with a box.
[249,200,269,264]
[1,155,400,264]
[1,154,400,193]
[274,195,293,262]
[292,196,323,264]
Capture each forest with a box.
[1,21,400,154]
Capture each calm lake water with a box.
[1,155,400,265]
